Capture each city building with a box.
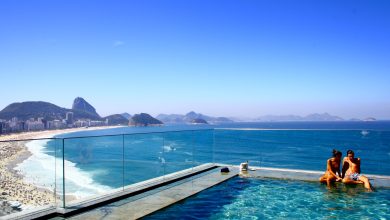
[66,112,74,125]
[25,118,45,131]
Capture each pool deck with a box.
[69,166,238,219]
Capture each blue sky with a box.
[1,0,389,119]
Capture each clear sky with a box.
[1,0,389,119]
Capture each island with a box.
[190,118,208,124]
[129,113,163,126]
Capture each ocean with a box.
[16,121,390,200]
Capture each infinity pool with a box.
[144,177,390,219]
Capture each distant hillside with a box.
[256,113,344,122]
[72,97,100,118]
[103,114,129,125]
[304,113,343,121]
[191,118,208,124]
[363,117,376,121]
[0,101,67,121]
[0,101,102,121]
[156,111,234,124]
[130,113,163,126]
[156,114,186,124]
[121,112,132,120]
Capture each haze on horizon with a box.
[0,1,389,120]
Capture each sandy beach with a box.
[0,126,123,215]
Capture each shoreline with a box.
[0,125,125,141]
[0,126,124,215]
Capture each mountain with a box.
[0,101,67,121]
[103,114,129,125]
[121,113,132,120]
[257,115,303,122]
[156,111,234,124]
[0,101,102,121]
[72,97,100,118]
[129,113,163,126]
[156,114,186,124]
[184,111,200,121]
[256,113,344,122]
[363,117,376,121]
[191,118,208,124]
[303,113,343,121]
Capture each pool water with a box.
[144,177,390,219]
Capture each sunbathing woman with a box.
[319,149,342,186]
[341,149,372,191]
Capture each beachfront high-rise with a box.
[65,112,74,126]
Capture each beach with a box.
[0,126,122,215]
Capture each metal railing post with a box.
[62,138,65,208]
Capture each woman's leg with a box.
[319,174,327,183]
[342,177,361,185]
[358,175,372,191]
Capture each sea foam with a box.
[15,139,112,200]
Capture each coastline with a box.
[0,126,124,215]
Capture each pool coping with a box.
[218,164,390,188]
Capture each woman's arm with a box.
[357,158,361,174]
[327,159,341,180]
[337,161,341,177]
[341,157,349,178]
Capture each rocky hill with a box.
[121,112,132,120]
[103,114,129,125]
[129,113,163,126]
[0,101,100,121]
[191,118,208,124]
[0,98,103,121]
[0,101,67,121]
[72,97,100,118]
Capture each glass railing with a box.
[60,130,215,206]
[0,138,62,216]
[0,128,389,218]
[213,129,390,176]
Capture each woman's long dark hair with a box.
[332,149,342,157]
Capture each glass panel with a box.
[162,131,195,176]
[193,129,214,166]
[0,138,59,217]
[213,129,390,176]
[213,129,263,167]
[123,133,164,186]
[56,138,65,208]
[63,135,123,206]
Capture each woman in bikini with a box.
[341,149,372,191]
[319,149,342,186]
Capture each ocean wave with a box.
[184,152,193,156]
[15,139,112,200]
[163,145,176,152]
